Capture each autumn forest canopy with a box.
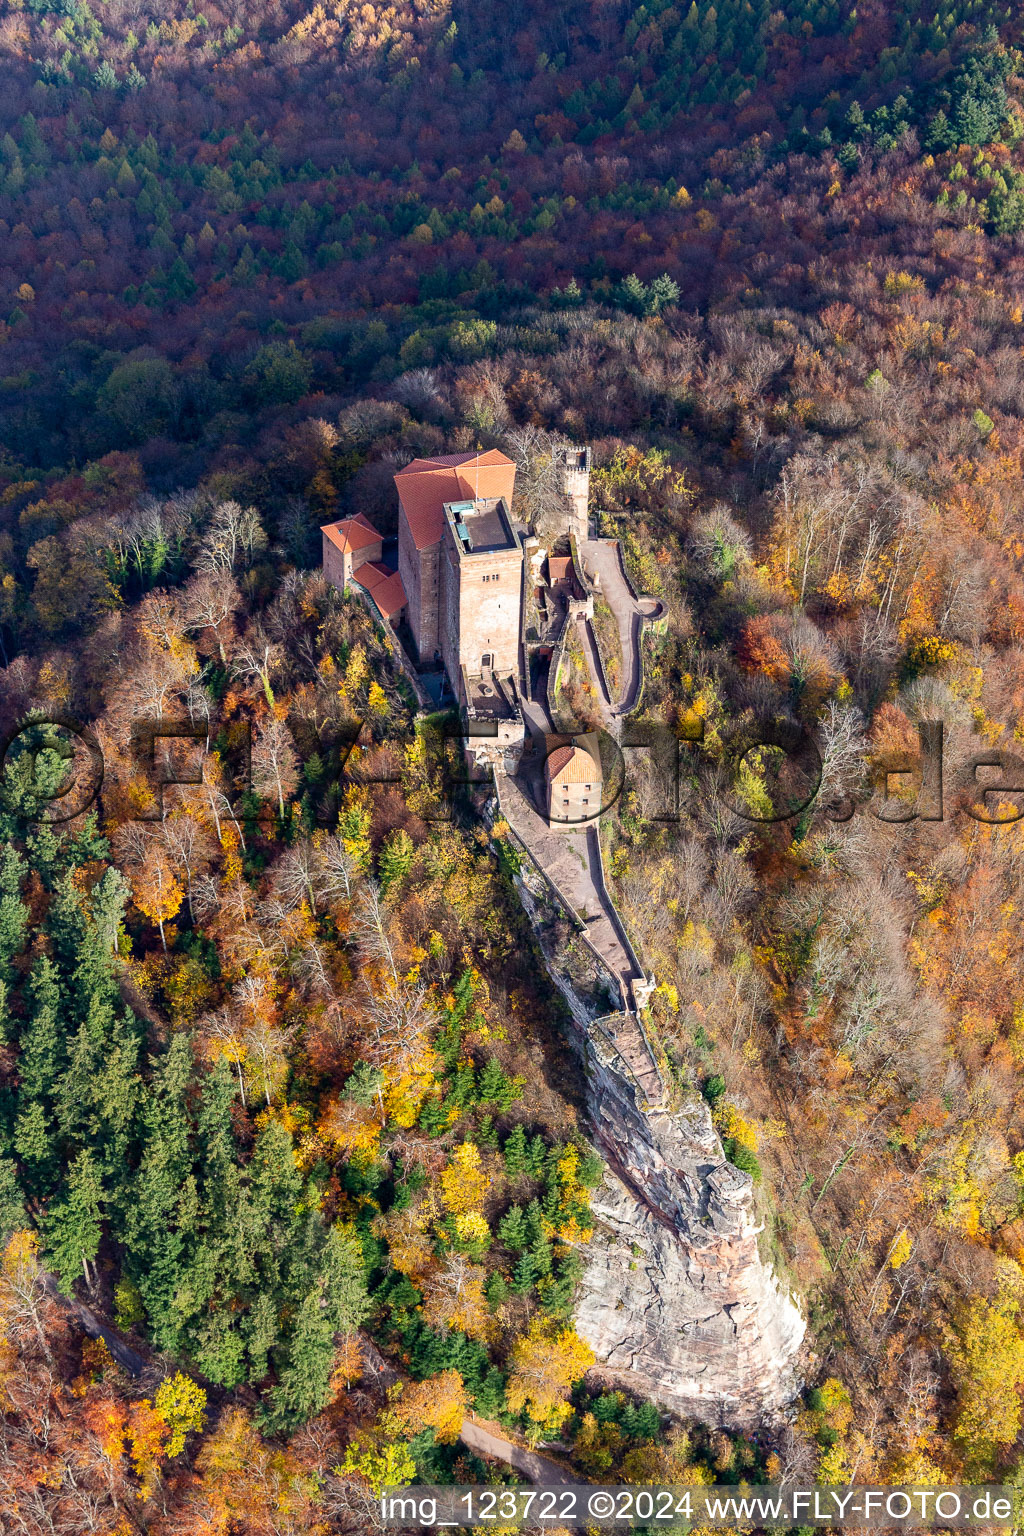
[7,0,1024,1528]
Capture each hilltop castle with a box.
[322,448,530,717]
[321,443,594,754]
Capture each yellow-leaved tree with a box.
[132,847,183,952]
[505,1319,595,1437]
[153,1372,207,1457]
[390,1370,466,1444]
[947,1267,1024,1475]
[440,1141,490,1214]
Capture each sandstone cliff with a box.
[577,1056,805,1426]
[505,841,805,1425]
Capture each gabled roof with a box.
[547,556,572,582]
[545,742,600,784]
[321,512,381,555]
[395,450,516,551]
[352,561,407,620]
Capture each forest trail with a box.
[41,1275,148,1377]
[458,1415,574,1483]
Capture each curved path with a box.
[44,1288,573,1489]
[41,1273,149,1377]
[459,1417,573,1484]
[579,539,654,719]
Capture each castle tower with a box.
[393,449,522,708]
[439,492,523,689]
[394,449,517,665]
[560,444,591,544]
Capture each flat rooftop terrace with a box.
[445,496,518,554]
[465,672,517,719]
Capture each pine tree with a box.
[195,1058,240,1229]
[648,273,680,314]
[476,1113,500,1148]
[13,1100,57,1193]
[524,1198,545,1243]
[0,847,27,982]
[473,1366,507,1418]
[49,870,141,1178]
[16,957,64,1100]
[264,1280,339,1431]
[319,1223,371,1334]
[530,1230,553,1279]
[502,1125,528,1176]
[344,1060,384,1107]
[526,1134,547,1178]
[378,828,414,899]
[498,1204,529,1250]
[0,1157,26,1236]
[121,1034,196,1352]
[511,1250,536,1293]
[478,1058,522,1111]
[485,1271,509,1310]
[44,1148,105,1294]
[242,1290,280,1381]
[616,272,650,314]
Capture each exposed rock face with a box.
[576,1053,805,1426]
[502,844,805,1424]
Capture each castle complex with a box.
[319,446,804,1422]
[320,442,600,765]
[322,447,536,722]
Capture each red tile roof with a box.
[395,450,516,550]
[321,512,381,555]
[544,743,599,784]
[548,556,572,582]
[352,561,407,619]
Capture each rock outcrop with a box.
[502,831,805,1425]
[577,1052,805,1426]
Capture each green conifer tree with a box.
[45,1148,105,1294]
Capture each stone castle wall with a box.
[397,515,428,658]
[497,809,806,1428]
[322,536,350,593]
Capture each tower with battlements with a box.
[560,444,592,544]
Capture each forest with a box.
[5,0,1024,1527]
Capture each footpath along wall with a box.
[490,795,805,1427]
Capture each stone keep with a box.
[439,495,523,684]
[320,513,382,590]
[395,449,523,699]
